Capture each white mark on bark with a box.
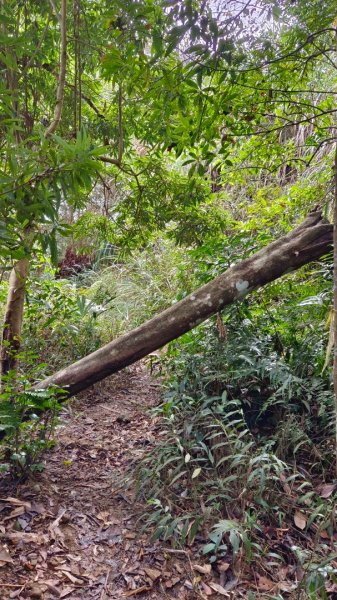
[235,280,249,296]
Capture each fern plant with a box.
[0,366,63,478]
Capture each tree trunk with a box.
[45,0,67,137]
[332,32,337,478]
[0,258,30,382]
[35,209,332,397]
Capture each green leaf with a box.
[202,543,216,554]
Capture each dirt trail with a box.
[1,366,208,600]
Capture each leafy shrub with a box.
[160,259,334,468]
[22,260,102,372]
[137,388,295,556]
[0,360,64,478]
[136,245,335,597]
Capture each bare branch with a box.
[49,0,61,24]
[99,156,120,166]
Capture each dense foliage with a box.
[1,0,337,597]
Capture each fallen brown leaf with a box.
[200,581,214,596]
[0,497,31,509]
[277,581,298,592]
[257,575,275,592]
[209,581,230,595]
[294,510,307,530]
[59,587,76,598]
[3,506,26,521]
[0,531,48,544]
[49,508,67,530]
[164,577,180,588]
[193,563,212,575]
[144,567,161,581]
[0,547,13,564]
[320,530,330,539]
[319,483,336,499]
[9,588,25,599]
[60,570,83,584]
[123,586,152,597]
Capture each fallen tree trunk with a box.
[35,209,332,397]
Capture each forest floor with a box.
[3,366,334,599]
[0,366,243,600]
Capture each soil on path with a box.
[0,366,208,600]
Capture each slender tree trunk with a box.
[333,144,337,476]
[46,0,67,137]
[0,0,68,388]
[0,4,28,387]
[35,209,332,398]
[0,258,30,382]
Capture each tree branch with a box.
[99,155,120,166]
[49,0,61,24]
[233,109,337,138]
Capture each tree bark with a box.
[0,4,30,387]
[332,31,337,477]
[0,258,30,382]
[35,209,332,397]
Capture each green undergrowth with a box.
[0,239,187,376]
[136,257,336,598]
[0,362,65,479]
[0,240,188,477]
[1,221,336,599]
[85,238,191,340]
